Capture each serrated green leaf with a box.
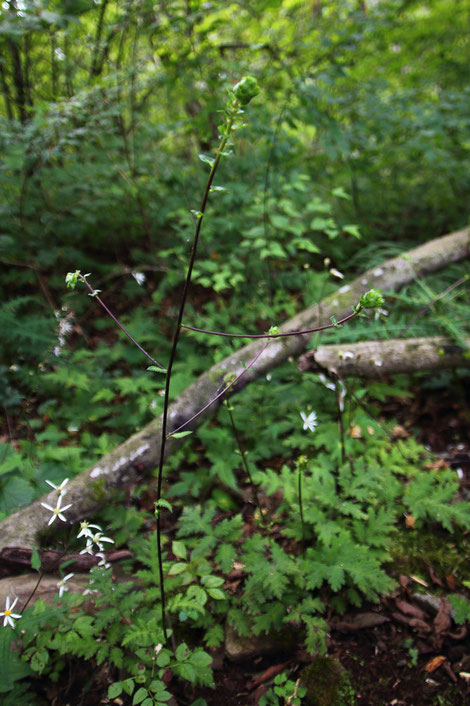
[168,562,187,575]
[155,498,173,512]
[122,679,135,696]
[201,575,224,588]
[206,587,226,600]
[156,651,171,668]
[172,540,187,560]
[108,683,123,698]
[133,686,149,705]
[175,642,190,662]
[188,650,213,668]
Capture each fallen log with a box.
[298,336,470,378]
[0,227,468,553]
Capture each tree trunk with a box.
[0,227,468,553]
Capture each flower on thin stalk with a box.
[57,573,74,598]
[41,495,73,525]
[45,478,69,497]
[300,411,318,433]
[77,520,103,540]
[96,552,111,569]
[0,596,21,629]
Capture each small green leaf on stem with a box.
[171,430,193,439]
[147,366,167,374]
[190,209,204,221]
[198,153,215,166]
[155,498,172,514]
[330,315,341,328]
[268,325,280,335]
[31,547,41,572]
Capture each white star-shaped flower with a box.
[77,520,103,540]
[90,532,114,552]
[41,495,73,525]
[45,478,69,496]
[0,596,22,629]
[300,411,318,432]
[57,573,74,598]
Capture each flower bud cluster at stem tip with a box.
[232,76,260,106]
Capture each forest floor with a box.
[181,379,470,706]
[27,379,470,706]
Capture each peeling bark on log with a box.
[0,227,468,553]
[298,336,470,378]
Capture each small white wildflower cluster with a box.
[77,520,114,569]
[53,306,74,357]
[41,478,72,525]
[40,479,114,602]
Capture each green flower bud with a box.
[65,270,82,289]
[232,76,260,106]
[358,288,385,309]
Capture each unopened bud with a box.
[358,288,385,309]
[233,76,260,106]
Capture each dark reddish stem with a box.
[79,274,165,369]
[181,310,358,339]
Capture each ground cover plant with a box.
[1,1,470,704]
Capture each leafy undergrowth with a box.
[2,378,470,705]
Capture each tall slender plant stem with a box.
[154,86,256,639]
[224,398,266,526]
